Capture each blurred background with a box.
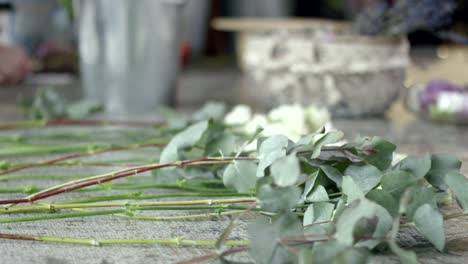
[0,0,467,125]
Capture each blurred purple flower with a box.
[418,80,465,111]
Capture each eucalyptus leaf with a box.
[366,189,399,217]
[396,154,431,179]
[249,213,302,264]
[296,129,323,146]
[342,176,364,203]
[381,170,417,198]
[362,137,396,171]
[426,153,461,190]
[318,149,365,163]
[257,135,289,177]
[0,161,11,170]
[389,241,419,264]
[300,171,319,203]
[223,160,257,193]
[335,198,377,246]
[344,164,382,193]
[66,100,102,119]
[321,165,343,186]
[311,131,344,159]
[157,121,209,182]
[159,121,209,164]
[334,247,369,264]
[303,202,335,226]
[192,101,226,121]
[158,106,189,129]
[299,248,314,264]
[334,197,347,221]
[405,185,436,220]
[414,204,445,251]
[271,154,300,187]
[356,205,392,249]
[306,185,329,203]
[28,87,67,119]
[205,131,238,156]
[258,185,301,212]
[307,240,348,264]
[445,171,468,211]
[304,224,328,236]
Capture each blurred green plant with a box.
[17,87,102,120]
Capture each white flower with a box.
[245,114,268,135]
[436,92,465,114]
[267,104,306,135]
[305,105,331,131]
[228,104,332,149]
[224,105,252,125]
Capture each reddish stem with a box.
[176,246,249,264]
[0,143,165,176]
[0,119,167,129]
[46,119,167,127]
[0,156,256,205]
[0,233,37,241]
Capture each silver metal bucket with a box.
[76,0,185,114]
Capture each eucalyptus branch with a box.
[0,129,159,144]
[0,118,167,130]
[62,191,252,204]
[0,205,250,223]
[176,246,250,264]
[0,180,242,195]
[0,156,256,205]
[0,198,256,214]
[114,210,245,221]
[0,143,97,157]
[0,173,92,182]
[443,211,468,220]
[73,182,234,193]
[8,161,142,168]
[0,143,165,176]
[0,232,249,247]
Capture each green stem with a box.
[0,174,94,182]
[0,232,249,247]
[0,205,250,223]
[0,119,166,130]
[9,161,142,168]
[0,130,155,144]
[0,209,124,223]
[59,191,146,204]
[443,211,468,220]
[113,210,245,221]
[0,142,166,176]
[0,144,94,157]
[78,182,234,193]
[0,185,39,194]
[62,191,253,204]
[6,157,255,205]
[0,180,238,195]
[0,197,257,214]
[328,192,342,197]
[0,120,46,129]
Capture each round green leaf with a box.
[414,204,445,251]
[223,160,257,193]
[271,154,300,187]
